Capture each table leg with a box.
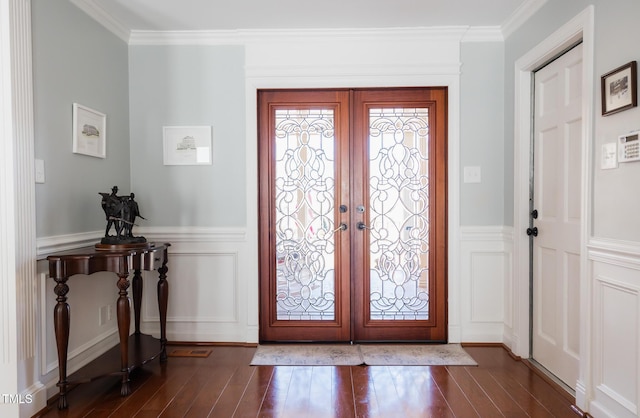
[116,273,131,396]
[53,277,70,409]
[157,262,169,362]
[132,269,142,334]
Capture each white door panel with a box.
[532,44,582,388]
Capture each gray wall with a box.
[128,45,246,227]
[505,0,640,241]
[460,42,505,226]
[32,0,130,237]
[39,1,640,239]
[129,42,506,228]
[589,0,640,240]
[32,2,509,235]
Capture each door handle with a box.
[333,223,348,233]
[357,221,371,230]
[526,227,538,237]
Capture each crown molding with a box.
[128,30,244,46]
[69,0,130,43]
[128,26,472,46]
[69,1,546,46]
[501,0,548,39]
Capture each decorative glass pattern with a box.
[368,108,430,320]
[274,109,336,321]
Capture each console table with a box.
[46,242,171,409]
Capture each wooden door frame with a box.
[257,87,448,342]
[257,89,352,342]
[350,87,448,342]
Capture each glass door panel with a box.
[274,109,336,321]
[368,107,430,321]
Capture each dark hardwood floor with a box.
[34,344,581,418]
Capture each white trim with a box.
[41,326,119,376]
[588,238,640,270]
[459,225,514,241]
[136,227,247,243]
[70,1,535,47]
[1,0,40,413]
[35,227,248,256]
[245,63,462,81]
[245,36,462,343]
[459,226,514,343]
[129,26,471,46]
[512,5,594,409]
[0,0,18,402]
[502,0,549,39]
[36,231,102,256]
[142,251,240,324]
[69,0,130,43]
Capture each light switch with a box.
[601,142,618,169]
[35,159,45,183]
[463,166,481,183]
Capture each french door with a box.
[258,88,447,342]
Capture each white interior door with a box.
[531,43,582,388]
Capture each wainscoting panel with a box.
[588,239,640,418]
[459,226,513,343]
[142,253,238,323]
[137,229,253,343]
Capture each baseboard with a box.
[18,382,47,418]
[460,341,522,359]
[463,342,585,415]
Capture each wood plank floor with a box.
[34,345,581,418]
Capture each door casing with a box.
[512,8,594,405]
[257,87,448,343]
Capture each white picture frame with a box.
[162,126,212,165]
[72,103,106,158]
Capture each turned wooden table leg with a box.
[116,273,131,396]
[157,262,169,362]
[53,276,70,409]
[132,269,142,334]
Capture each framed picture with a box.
[163,126,212,165]
[72,103,106,158]
[601,61,637,116]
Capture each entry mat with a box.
[250,344,477,366]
